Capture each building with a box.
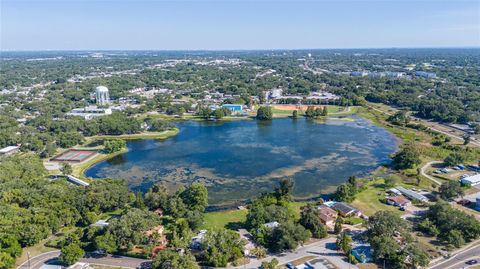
[332,202,362,217]
[263,221,280,229]
[92,219,109,227]
[415,71,437,79]
[222,104,243,112]
[0,145,20,156]
[386,195,410,207]
[461,174,480,186]
[394,186,429,202]
[95,86,110,105]
[67,175,90,186]
[317,205,338,227]
[190,230,207,249]
[66,106,112,120]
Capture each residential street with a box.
[232,237,358,269]
[17,252,150,269]
[429,244,480,269]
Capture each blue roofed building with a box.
[222,104,243,112]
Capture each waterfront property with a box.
[86,117,398,205]
[394,186,429,202]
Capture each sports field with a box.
[51,149,98,163]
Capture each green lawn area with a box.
[352,179,402,217]
[202,209,248,230]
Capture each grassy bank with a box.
[70,129,179,179]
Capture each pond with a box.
[85,116,398,205]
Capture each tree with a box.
[256,106,273,120]
[266,221,310,252]
[260,258,279,269]
[439,180,464,200]
[299,204,327,238]
[444,229,465,248]
[152,249,198,269]
[59,242,85,266]
[336,232,352,255]
[0,252,15,269]
[463,134,471,145]
[404,244,429,267]
[250,247,266,258]
[200,229,245,267]
[213,108,225,119]
[274,178,294,201]
[94,232,118,253]
[60,163,72,175]
[392,145,421,169]
[334,217,343,234]
[322,106,328,116]
[180,183,209,212]
[444,152,466,166]
[104,139,126,154]
[292,110,298,118]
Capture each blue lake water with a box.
[85,117,398,205]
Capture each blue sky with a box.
[1,0,479,50]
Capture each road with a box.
[17,251,149,269]
[429,244,480,269]
[420,161,443,185]
[232,237,358,269]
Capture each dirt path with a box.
[420,161,443,185]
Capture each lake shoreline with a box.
[83,111,400,208]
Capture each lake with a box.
[85,117,398,205]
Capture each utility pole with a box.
[27,251,31,269]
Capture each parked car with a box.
[286,263,296,269]
[466,260,478,265]
[457,199,471,206]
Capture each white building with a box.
[95,86,110,106]
[0,145,20,156]
[66,106,112,120]
[461,174,480,186]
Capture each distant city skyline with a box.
[1,0,479,51]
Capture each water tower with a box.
[95,86,110,106]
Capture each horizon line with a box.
[1,46,480,53]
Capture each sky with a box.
[1,0,479,50]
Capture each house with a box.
[0,145,20,156]
[318,205,338,227]
[461,174,480,186]
[332,202,362,217]
[386,195,410,207]
[66,106,112,120]
[190,230,207,249]
[395,186,429,202]
[263,221,280,229]
[91,219,109,227]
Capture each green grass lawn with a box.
[352,179,402,216]
[202,209,248,230]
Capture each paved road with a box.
[429,244,480,269]
[420,161,443,185]
[17,251,149,269]
[232,237,358,269]
[17,250,61,269]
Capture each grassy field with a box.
[202,209,248,230]
[202,201,307,230]
[352,178,402,216]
